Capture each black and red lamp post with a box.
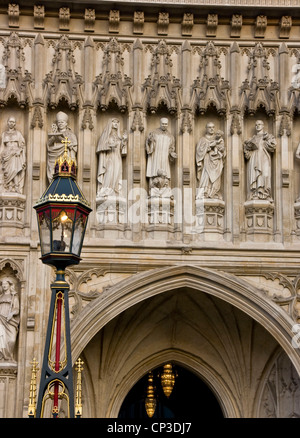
[33,138,91,418]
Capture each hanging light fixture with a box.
[160,363,176,398]
[145,371,156,418]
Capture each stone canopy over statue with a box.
[244,120,276,201]
[47,111,77,182]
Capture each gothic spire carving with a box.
[0,32,33,108]
[191,41,229,115]
[94,37,132,112]
[240,42,279,116]
[43,35,83,110]
[142,39,181,114]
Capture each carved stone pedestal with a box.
[244,199,274,241]
[0,193,26,227]
[96,195,126,224]
[194,198,225,239]
[0,363,17,418]
[147,196,175,225]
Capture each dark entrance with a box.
[118,364,224,419]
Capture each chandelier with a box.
[145,363,177,418]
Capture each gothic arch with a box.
[71,264,300,375]
[107,348,237,418]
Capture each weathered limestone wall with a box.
[0,1,299,417]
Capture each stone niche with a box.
[0,109,27,233]
[193,113,227,241]
[243,114,276,242]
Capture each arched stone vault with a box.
[70,265,300,417]
[71,265,299,368]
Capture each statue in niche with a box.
[0,116,26,194]
[146,118,177,191]
[244,120,276,201]
[0,278,19,362]
[0,64,6,89]
[47,111,77,182]
[96,118,128,197]
[195,122,226,199]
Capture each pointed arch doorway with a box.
[118,364,223,419]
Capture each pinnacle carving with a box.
[191,41,229,115]
[240,42,279,116]
[43,35,83,110]
[0,32,33,108]
[94,38,132,112]
[142,39,181,114]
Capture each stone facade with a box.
[0,0,300,418]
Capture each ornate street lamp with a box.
[33,138,91,418]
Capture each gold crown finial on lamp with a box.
[53,136,77,178]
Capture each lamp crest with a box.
[53,137,77,179]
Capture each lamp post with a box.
[33,138,91,418]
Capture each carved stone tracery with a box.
[240,42,279,116]
[143,39,181,114]
[94,38,132,112]
[43,35,83,110]
[191,41,229,115]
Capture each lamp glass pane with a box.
[51,207,74,253]
[38,210,51,255]
[71,210,87,256]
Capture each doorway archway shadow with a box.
[118,364,224,419]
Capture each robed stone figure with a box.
[244,120,276,201]
[196,122,226,200]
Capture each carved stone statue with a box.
[196,122,226,199]
[0,278,19,362]
[146,118,177,188]
[0,116,26,194]
[0,64,6,89]
[96,118,128,197]
[244,120,276,201]
[149,169,173,198]
[47,111,77,182]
